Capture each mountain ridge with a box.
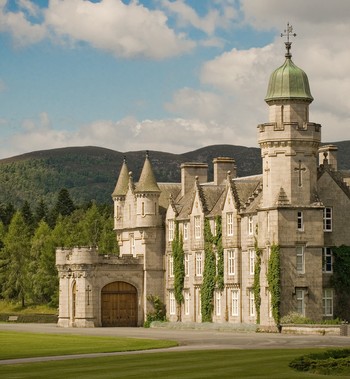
[0,141,349,208]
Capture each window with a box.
[130,234,135,255]
[231,289,239,316]
[169,256,174,277]
[141,202,145,216]
[323,247,333,273]
[183,222,188,240]
[169,292,176,315]
[195,252,203,276]
[185,291,190,315]
[215,291,221,316]
[248,216,254,235]
[213,219,217,236]
[194,216,201,239]
[249,290,255,317]
[297,211,303,231]
[184,253,189,277]
[296,246,304,274]
[323,207,332,231]
[168,219,174,241]
[323,289,333,316]
[154,202,157,215]
[227,213,233,236]
[296,289,305,315]
[249,249,255,275]
[228,250,236,276]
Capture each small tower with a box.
[258,24,321,207]
[135,151,162,228]
[112,157,129,230]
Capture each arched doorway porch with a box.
[101,281,138,327]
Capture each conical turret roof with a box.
[135,152,161,193]
[112,158,129,197]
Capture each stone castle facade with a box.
[56,41,350,327]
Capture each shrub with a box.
[144,295,166,328]
[280,312,312,324]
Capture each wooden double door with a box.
[101,281,138,327]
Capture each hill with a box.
[0,141,349,208]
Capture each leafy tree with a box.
[0,211,31,307]
[0,202,15,226]
[80,203,102,247]
[30,220,58,305]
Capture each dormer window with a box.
[227,213,233,236]
[194,216,201,239]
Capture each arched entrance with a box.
[101,281,138,327]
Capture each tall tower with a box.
[258,25,324,323]
[258,24,321,208]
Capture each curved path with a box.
[1,323,350,365]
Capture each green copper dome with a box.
[265,57,313,103]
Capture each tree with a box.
[53,188,75,217]
[0,211,31,307]
[21,200,34,234]
[30,220,58,305]
[34,198,49,225]
[98,215,119,255]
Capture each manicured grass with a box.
[1,348,349,378]
[0,331,177,359]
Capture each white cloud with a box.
[0,0,195,59]
[160,0,237,35]
[0,0,46,45]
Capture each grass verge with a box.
[1,348,350,378]
[0,331,177,359]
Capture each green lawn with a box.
[1,332,350,378]
[0,331,177,359]
[1,348,350,378]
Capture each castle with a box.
[56,36,350,328]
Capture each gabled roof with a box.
[135,153,161,193]
[112,158,129,197]
[318,164,350,200]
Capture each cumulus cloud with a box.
[0,0,195,59]
[0,0,46,45]
[160,0,237,35]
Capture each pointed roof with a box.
[135,152,161,193]
[112,158,129,197]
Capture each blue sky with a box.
[0,0,349,158]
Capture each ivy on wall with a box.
[214,216,224,291]
[253,240,262,324]
[201,218,216,322]
[172,221,184,320]
[267,244,281,325]
[331,245,350,321]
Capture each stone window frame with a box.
[227,212,234,236]
[228,249,236,276]
[231,289,239,316]
[297,210,304,231]
[322,247,333,273]
[296,245,305,274]
[323,207,332,232]
[322,288,333,316]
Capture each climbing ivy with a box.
[253,241,262,324]
[214,216,224,291]
[331,245,350,321]
[267,244,281,325]
[201,218,216,322]
[172,221,185,318]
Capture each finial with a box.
[281,22,296,58]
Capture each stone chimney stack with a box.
[181,163,208,197]
[319,145,338,171]
[213,157,236,185]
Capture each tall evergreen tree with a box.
[21,200,34,234]
[34,198,49,225]
[54,188,75,217]
[30,220,58,305]
[1,211,31,307]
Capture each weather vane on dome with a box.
[281,22,296,58]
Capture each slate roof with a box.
[135,155,161,193]
[112,159,129,197]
